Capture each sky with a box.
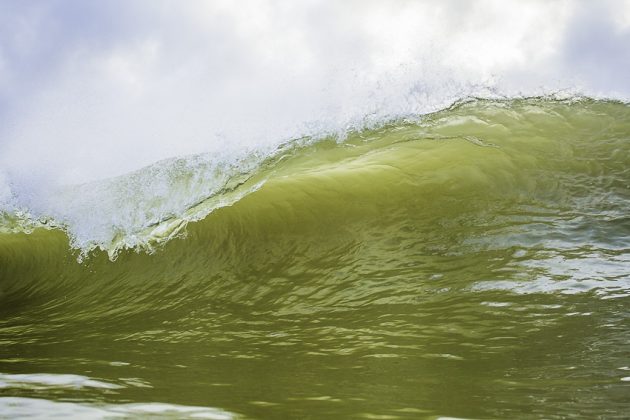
[1,0,630,193]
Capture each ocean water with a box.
[0,98,629,418]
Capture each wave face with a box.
[1,98,630,418]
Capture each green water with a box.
[1,98,629,418]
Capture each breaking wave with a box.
[2,97,628,262]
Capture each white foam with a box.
[0,397,236,419]
[0,372,122,390]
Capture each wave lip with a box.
[1,148,278,260]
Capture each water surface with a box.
[1,98,629,418]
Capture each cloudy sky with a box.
[1,0,629,191]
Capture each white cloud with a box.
[611,0,630,30]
